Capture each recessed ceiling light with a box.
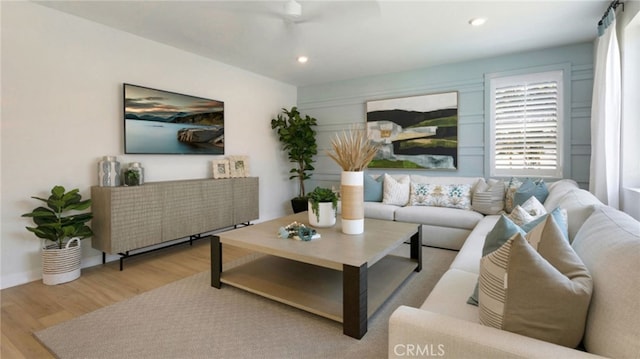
[469,18,487,26]
[297,56,308,64]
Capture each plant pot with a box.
[291,197,308,214]
[42,238,81,285]
[308,201,336,228]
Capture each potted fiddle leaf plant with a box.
[307,186,338,228]
[271,106,318,213]
[22,185,93,285]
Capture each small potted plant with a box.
[22,185,93,285]
[271,107,318,213]
[307,186,338,228]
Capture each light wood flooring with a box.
[1,237,250,359]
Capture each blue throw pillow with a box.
[363,174,384,202]
[514,178,549,206]
[467,207,568,306]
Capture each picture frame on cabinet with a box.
[229,156,249,177]
[212,159,230,179]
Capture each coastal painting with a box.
[124,84,224,154]
[366,91,458,169]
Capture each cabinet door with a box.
[233,177,259,224]
[110,186,163,253]
[161,181,207,241]
[201,179,234,230]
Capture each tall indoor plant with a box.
[271,106,318,213]
[22,185,93,285]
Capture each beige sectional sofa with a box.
[364,175,484,250]
[383,179,640,358]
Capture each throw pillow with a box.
[504,177,523,213]
[409,183,472,210]
[514,178,549,206]
[507,205,536,226]
[508,197,547,226]
[382,174,410,206]
[467,207,569,306]
[520,195,547,217]
[478,215,593,348]
[363,174,384,202]
[472,179,505,215]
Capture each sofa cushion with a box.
[363,173,384,202]
[383,174,410,206]
[479,216,592,348]
[472,179,505,215]
[394,206,483,230]
[544,179,579,210]
[409,183,472,209]
[514,178,549,206]
[420,268,480,323]
[363,201,399,221]
[572,206,640,358]
[450,215,500,274]
[553,189,602,242]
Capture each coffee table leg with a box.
[410,226,423,272]
[343,263,367,339]
[211,235,222,288]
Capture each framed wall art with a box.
[211,159,230,179]
[124,83,224,155]
[366,91,458,170]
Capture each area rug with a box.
[35,246,455,359]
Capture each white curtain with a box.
[590,9,621,208]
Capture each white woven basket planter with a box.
[42,237,81,285]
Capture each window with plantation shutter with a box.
[490,70,564,178]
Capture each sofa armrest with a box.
[389,306,606,359]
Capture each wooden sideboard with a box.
[91,177,259,258]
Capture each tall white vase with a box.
[340,171,364,234]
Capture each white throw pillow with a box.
[472,178,505,214]
[507,205,536,226]
[382,174,410,206]
[520,196,547,218]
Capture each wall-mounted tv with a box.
[124,83,224,155]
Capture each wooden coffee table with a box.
[211,212,422,339]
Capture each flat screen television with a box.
[124,83,224,155]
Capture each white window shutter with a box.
[490,71,563,178]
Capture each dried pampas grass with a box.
[327,126,380,171]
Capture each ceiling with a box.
[36,0,607,87]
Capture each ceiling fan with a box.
[280,0,380,25]
[283,0,302,20]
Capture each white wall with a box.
[1,2,297,288]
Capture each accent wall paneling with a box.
[91,178,259,259]
[297,43,594,190]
